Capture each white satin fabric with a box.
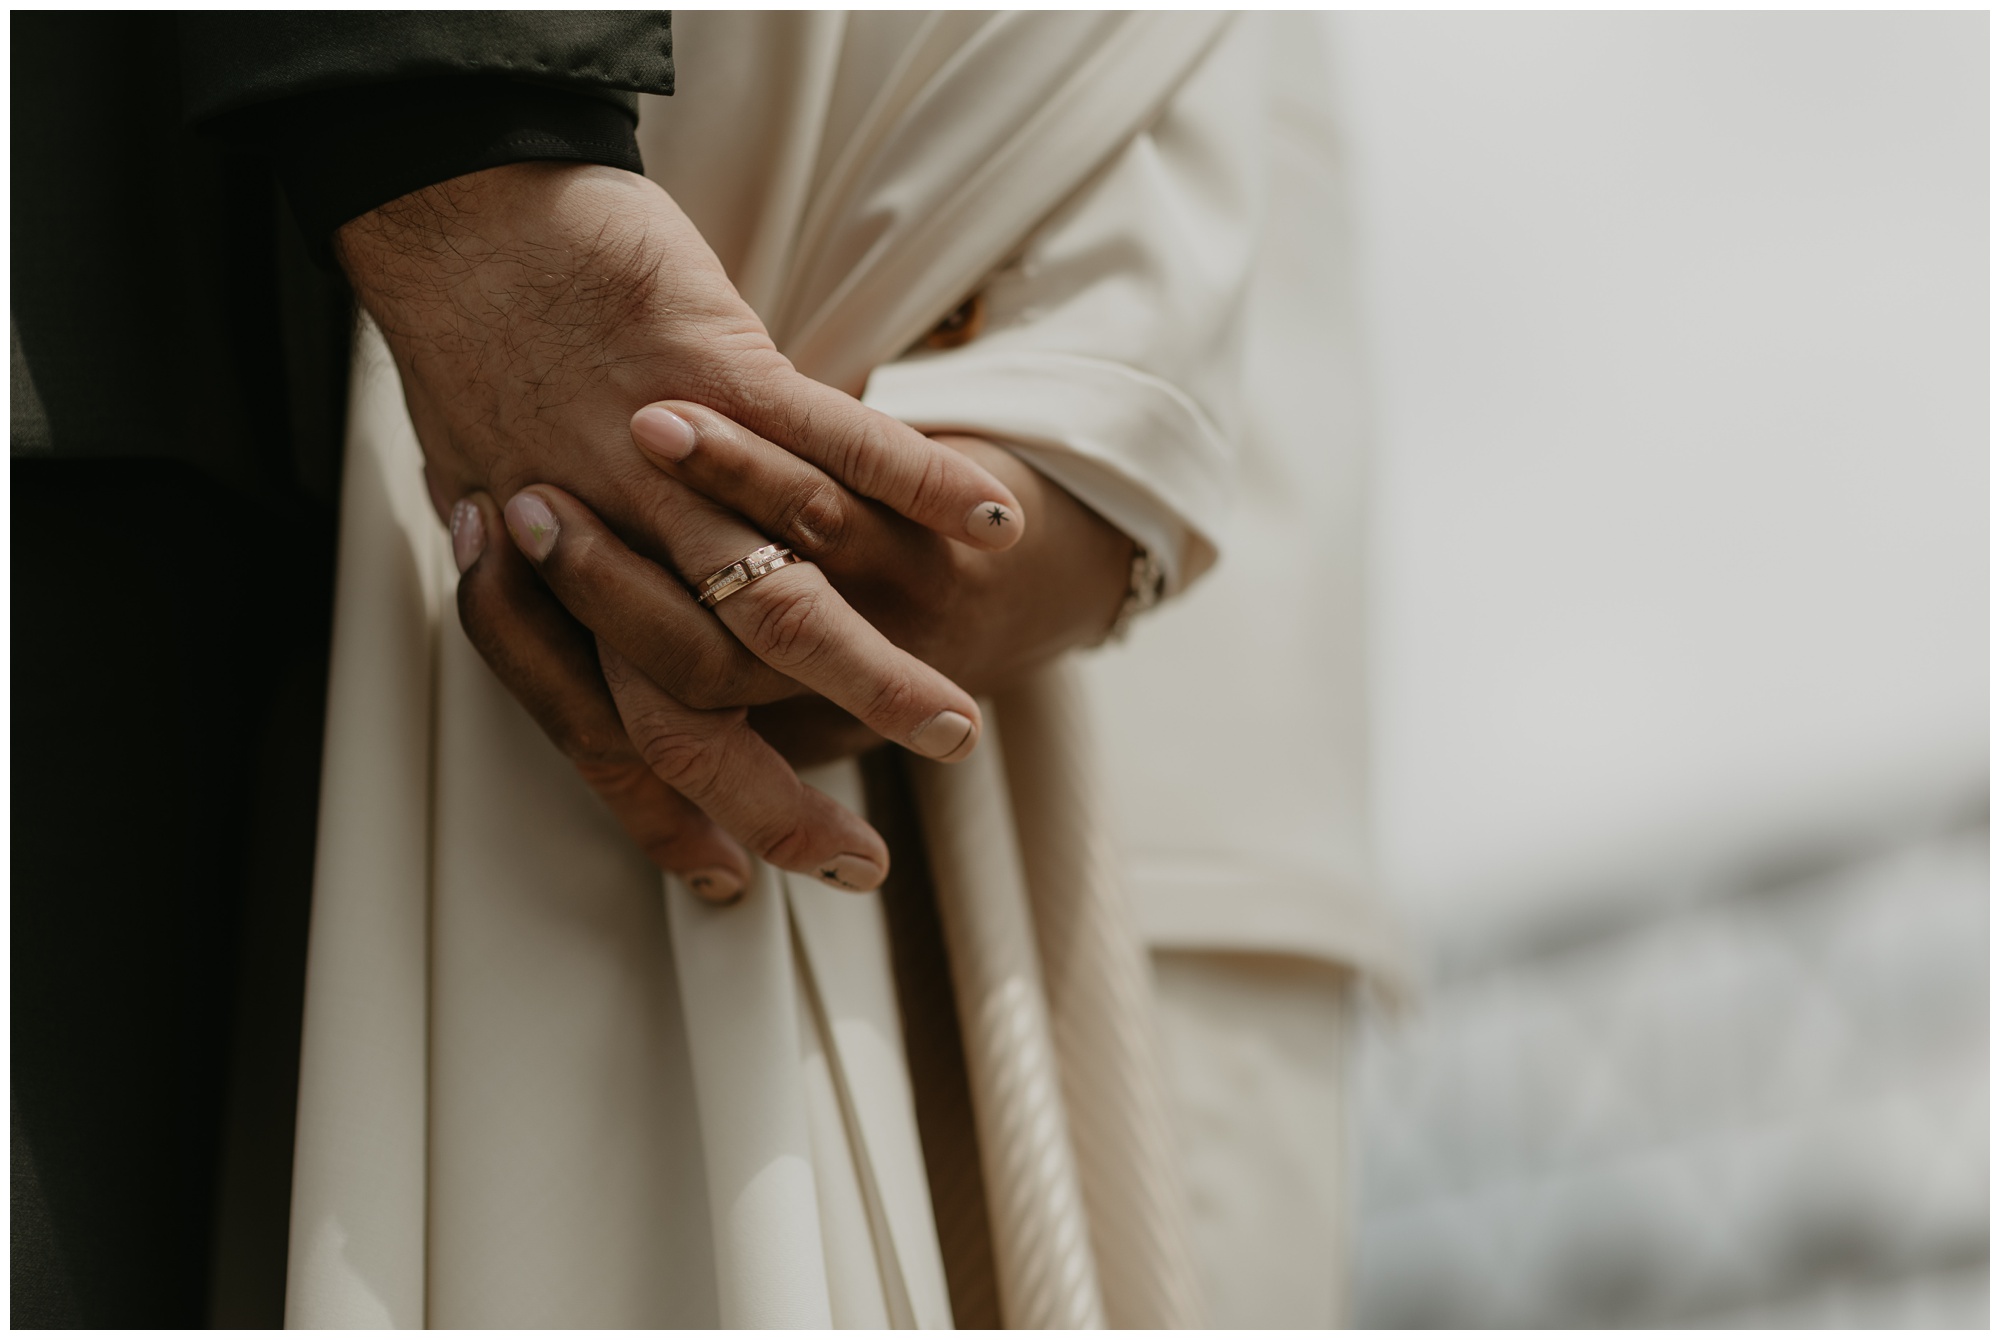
[286,11,1396,1329]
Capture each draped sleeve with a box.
[872,14,1411,986]
[860,17,1264,595]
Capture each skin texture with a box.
[340,162,1132,894]
[491,407,1136,756]
[448,492,768,903]
[449,416,1135,895]
[623,406,1137,763]
[336,163,1025,552]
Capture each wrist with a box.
[336,163,679,422]
[337,161,651,289]
[229,79,646,269]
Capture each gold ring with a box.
[695,544,806,609]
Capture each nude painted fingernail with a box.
[683,867,744,904]
[631,405,696,461]
[815,853,885,892]
[911,709,978,761]
[504,493,560,561]
[965,500,1017,543]
[449,499,485,573]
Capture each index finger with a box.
[637,378,1025,552]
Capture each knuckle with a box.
[543,518,612,590]
[776,478,850,556]
[905,448,960,519]
[816,414,890,497]
[631,715,723,794]
[857,671,922,733]
[743,582,834,669]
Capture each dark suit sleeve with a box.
[182,13,675,264]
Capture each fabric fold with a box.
[996,661,1206,1328]
[784,763,955,1328]
[425,607,716,1328]
[777,13,1229,389]
[289,13,1327,1330]
[665,867,834,1329]
[909,734,1106,1329]
[283,325,437,1330]
[865,350,1233,594]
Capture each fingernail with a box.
[449,499,485,573]
[504,492,560,561]
[910,709,977,761]
[631,405,696,461]
[683,867,744,904]
[965,500,1016,542]
[814,853,885,892]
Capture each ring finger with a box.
[508,482,983,763]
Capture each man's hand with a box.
[336,162,1027,553]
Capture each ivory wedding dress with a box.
[284,12,1403,1328]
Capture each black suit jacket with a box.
[10,13,670,1327]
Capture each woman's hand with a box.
[625,402,1137,763]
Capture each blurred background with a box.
[1323,13,1988,1328]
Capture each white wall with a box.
[1324,13,1987,953]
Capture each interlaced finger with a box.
[448,491,750,902]
[577,477,984,763]
[496,483,798,711]
[644,377,1026,552]
[597,641,891,891]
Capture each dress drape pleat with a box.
[284,333,435,1330]
[908,741,1106,1328]
[286,14,1390,1328]
[996,662,1205,1329]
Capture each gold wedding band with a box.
[695,544,806,608]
